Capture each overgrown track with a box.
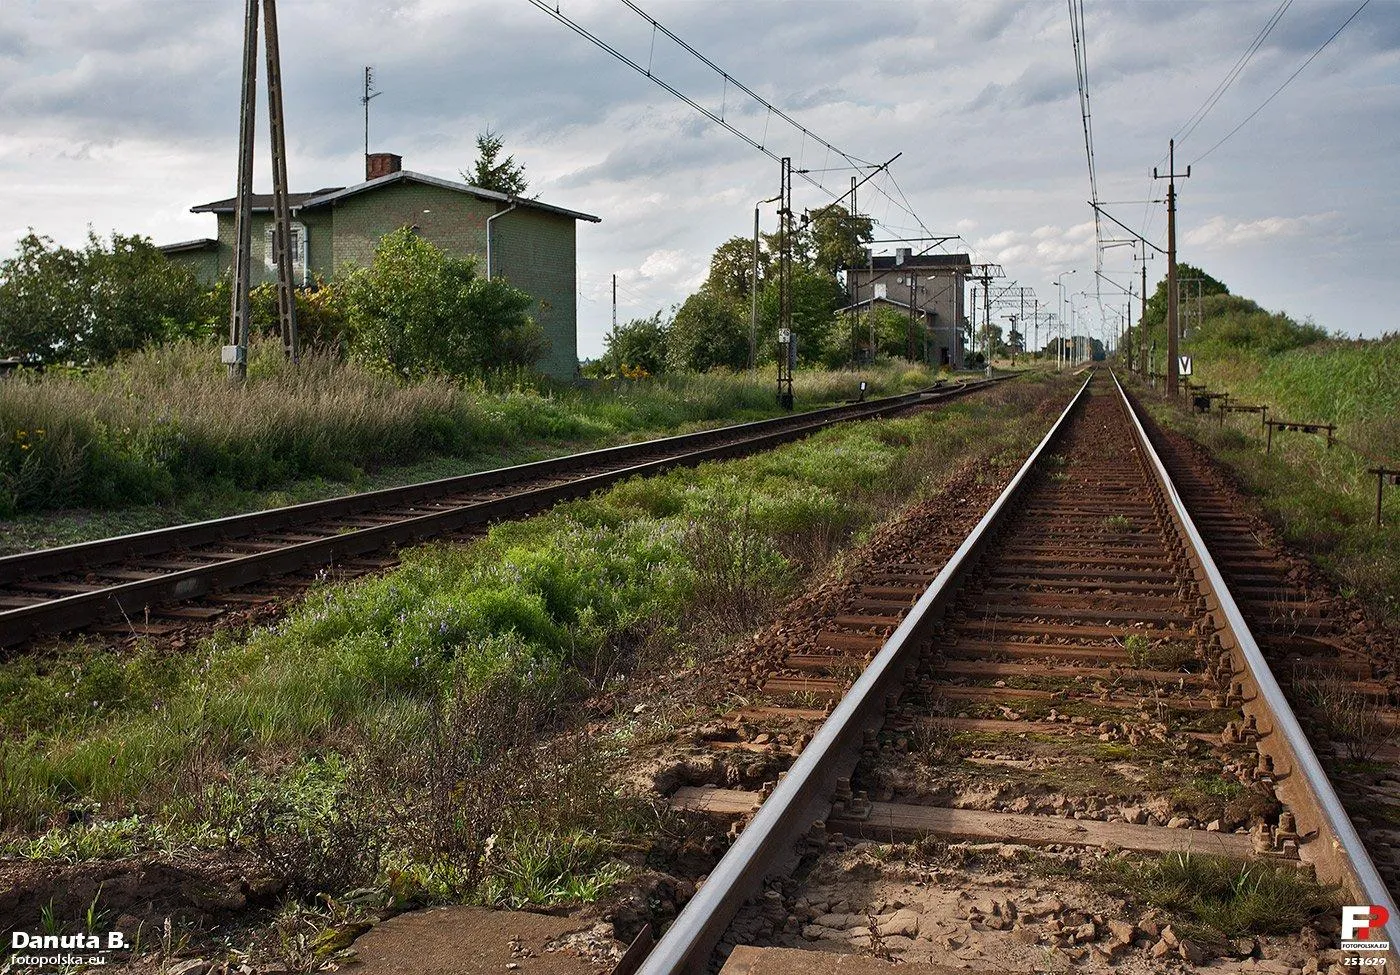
[651,372,1398,974]
[0,380,1004,650]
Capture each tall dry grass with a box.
[0,339,935,514]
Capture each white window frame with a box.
[264,220,308,286]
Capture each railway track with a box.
[0,380,1004,650]
[645,371,1397,974]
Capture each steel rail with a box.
[0,380,1004,648]
[632,373,1096,975]
[1112,370,1400,962]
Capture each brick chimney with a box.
[366,152,402,181]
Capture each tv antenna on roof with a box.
[362,66,382,162]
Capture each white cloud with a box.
[1184,213,1337,249]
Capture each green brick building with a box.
[161,154,600,379]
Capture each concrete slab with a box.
[351,905,613,975]
[829,802,1258,857]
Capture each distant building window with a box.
[874,282,887,299]
[264,221,308,286]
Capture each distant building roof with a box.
[191,190,345,214]
[157,238,220,254]
[298,171,602,223]
[856,252,972,272]
[837,296,933,319]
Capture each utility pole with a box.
[263,0,297,363]
[776,157,794,409]
[751,204,759,370]
[1155,139,1190,397]
[982,275,991,376]
[851,176,859,363]
[362,67,381,167]
[226,0,259,381]
[1018,287,1025,364]
[612,273,617,333]
[906,272,917,361]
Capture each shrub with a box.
[0,231,217,364]
[339,227,545,378]
[667,286,749,372]
[601,311,669,377]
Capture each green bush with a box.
[667,286,749,372]
[600,311,669,377]
[339,227,545,378]
[0,231,217,364]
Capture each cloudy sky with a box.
[2,0,1396,357]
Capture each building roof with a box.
[189,171,601,224]
[191,189,345,214]
[856,252,972,272]
[837,296,932,318]
[302,171,602,223]
[157,238,220,254]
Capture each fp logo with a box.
[1341,905,1391,951]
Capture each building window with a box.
[264,221,308,286]
[874,282,887,300]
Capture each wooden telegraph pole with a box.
[263,0,298,363]
[1155,139,1190,397]
[226,0,298,378]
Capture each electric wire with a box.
[524,0,940,247]
[1193,0,1371,164]
[1174,0,1292,147]
[1067,0,1103,274]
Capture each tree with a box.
[463,128,529,197]
[706,236,769,303]
[1006,326,1025,355]
[601,310,669,377]
[756,264,843,364]
[0,231,215,363]
[821,304,909,367]
[668,287,748,372]
[973,319,1005,361]
[339,227,544,378]
[1142,262,1229,337]
[803,204,874,279]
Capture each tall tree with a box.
[803,204,874,279]
[706,236,769,303]
[464,128,529,196]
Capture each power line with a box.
[524,0,936,242]
[1067,0,1103,273]
[1194,0,1371,164]
[1174,0,1292,147]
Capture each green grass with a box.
[1095,852,1340,942]
[1136,336,1400,624]
[0,337,941,519]
[0,374,1071,920]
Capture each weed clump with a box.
[1096,852,1340,941]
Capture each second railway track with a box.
[0,379,1002,651]
[645,370,1397,974]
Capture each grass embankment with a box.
[0,374,1069,923]
[0,339,939,543]
[1137,334,1400,624]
